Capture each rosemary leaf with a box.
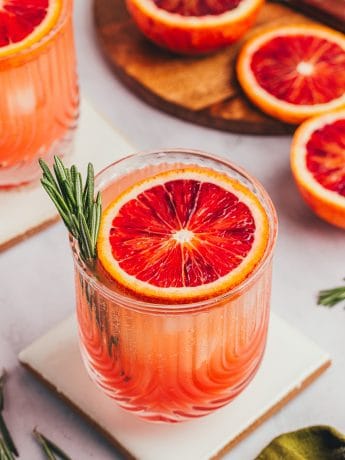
[64,166,71,184]
[0,437,15,460]
[33,430,71,460]
[90,203,98,249]
[70,165,78,195]
[70,214,80,239]
[78,212,93,260]
[0,372,5,411]
[0,372,18,457]
[85,164,95,224]
[39,159,60,191]
[61,180,77,210]
[53,163,66,191]
[75,173,83,210]
[39,157,102,266]
[33,430,57,460]
[41,181,72,227]
[318,283,345,308]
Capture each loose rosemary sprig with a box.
[0,437,15,460]
[33,429,72,460]
[318,279,345,308]
[39,157,102,266]
[0,371,18,458]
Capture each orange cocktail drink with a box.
[72,150,277,423]
[0,0,79,188]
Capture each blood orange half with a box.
[237,25,345,124]
[0,0,61,58]
[291,109,345,229]
[97,167,269,302]
[126,0,264,55]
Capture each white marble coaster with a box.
[19,313,330,460]
[0,98,133,251]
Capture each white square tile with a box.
[19,314,330,460]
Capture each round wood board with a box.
[94,0,318,135]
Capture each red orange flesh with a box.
[291,110,345,228]
[237,25,345,124]
[98,167,269,302]
[0,0,61,57]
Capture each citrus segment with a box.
[126,0,264,55]
[0,0,61,57]
[98,168,269,301]
[237,25,345,124]
[291,110,345,228]
[306,119,345,196]
[153,0,242,16]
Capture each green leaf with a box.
[0,372,18,457]
[33,429,71,460]
[318,284,345,308]
[33,430,57,460]
[39,159,60,191]
[0,437,15,460]
[39,158,102,266]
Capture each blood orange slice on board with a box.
[237,25,345,124]
[291,110,345,228]
[126,0,264,55]
[98,167,269,302]
[0,0,61,58]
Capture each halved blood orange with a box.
[0,0,61,58]
[291,109,345,228]
[97,167,269,302]
[237,25,345,124]
[126,0,264,55]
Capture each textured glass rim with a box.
[0,0,72,62]
[71,149,278,313]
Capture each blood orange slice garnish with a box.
[237,25,345,124]
[98,167,269,302]
[291,109,345,229]
[126,0,264,55]
[0,0,61,58]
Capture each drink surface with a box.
[75,153,276,422]
[0,0,79,187]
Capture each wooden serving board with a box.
[94,0,322,135]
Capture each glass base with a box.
[0,126,77,189]
[79,339,267,423]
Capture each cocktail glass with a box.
[0,0,79,188]
[71,150,278,423]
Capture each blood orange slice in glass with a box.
[291,109,345,228]
[125,0,264,55]
[98,167,269,302]
[0,0,61,58]
[237,25,345,124]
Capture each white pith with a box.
[240,26,345,115]
[292,110,345,207]
[173,229,194,244]
[131,0,261,27]
[99,169,268,300]
[296,61,314,76]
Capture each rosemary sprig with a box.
[39,157,102,266]
[0,437,15,460]
[33,429,72,460]
[318,279,345,308]
[0,372,18,458]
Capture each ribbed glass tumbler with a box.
[72,150,278,423]
[0,0,79,188]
